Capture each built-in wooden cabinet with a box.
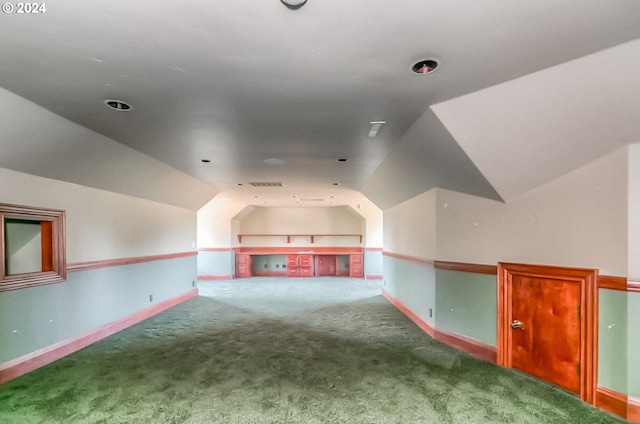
[235,248,364,279]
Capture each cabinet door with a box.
[349,254,363,278]
[236,254,252,278]
[287,255,299,277]
[299,255,313,267]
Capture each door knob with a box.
[511,319,524,330]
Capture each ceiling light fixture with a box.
[281,0,307,9]
[104,99,132,111]
[368,121,386,138]
[412,59,439,75]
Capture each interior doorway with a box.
[497,263,598,404]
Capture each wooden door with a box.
[510,275,581,393]
[235,254,252,278]
[498,263,598,404]
[316,255,337,276]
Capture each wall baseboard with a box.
[382,289,496,363]
[0,288,198,386]
[628,395,640,423]
[596,385,640,423]
[198,274,234,280]
[365,274,383,280]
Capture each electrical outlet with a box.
[429,308,433,318]
[192,280,195,287]
[149,294,153,302]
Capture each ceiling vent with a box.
[299,198,324,202]
[248,182,284,187]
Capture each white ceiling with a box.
[1,1,639,210]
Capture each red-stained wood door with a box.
[498,263,598,405]
[510,275,581,393]
[316,255,336,276]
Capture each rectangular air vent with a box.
[299,198,324,202]
[248,182,284,187]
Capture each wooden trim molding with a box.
[67,251,197,272]
[628,279,640,293]
[598,275,628,291]
[198,274,234,280]
[382,251,435,267]
[596,386,629,420]
[434,260,497,275]
[629,396,640,423]
[198,247,234,252]
[433,327,497,364]
[0,289,198,386]
[382,289,435,337]
[382,253,497,275]
[365,274,383,280]
[497,262,598,405]
[596,386,640,423]
[237,233,363,244]
[1,203,67,292]
[235,247,364,255]
[382,289,497,363]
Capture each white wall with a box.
[627,144,640,278]
[0,167,196,263]
[197,197,248,248]
[237,206,365,247]
[435,147,628,275]
[350,199,383,247]
[384,189,437,259]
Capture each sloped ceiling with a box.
[431,39,640,202]
[1,1,639,210]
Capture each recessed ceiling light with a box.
[281,0,307,9]
[104,99,132,111]
[412,59,439,75]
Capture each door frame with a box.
[497,262,598,405]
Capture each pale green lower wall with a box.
[365,250,383,277]
[0,255,196,364]
[197,250,235,277]
[383,255,436,327]
[383,256,496,345]
[435,269,497,346]
[629,291,640,397]
[598,289,628,394]
[385,255,638,398]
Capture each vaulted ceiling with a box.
[1,1,639,210]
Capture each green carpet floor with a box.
[0,278,625,423]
